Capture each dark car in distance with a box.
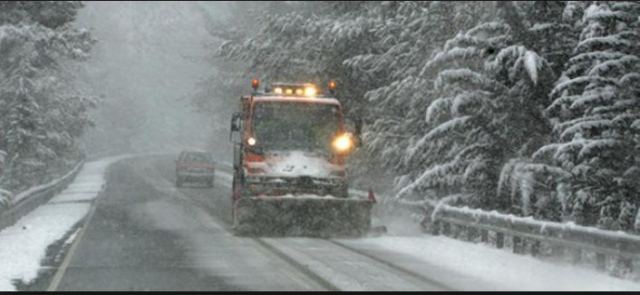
[176,151,215,188]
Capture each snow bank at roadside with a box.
[0,155,128,291]
[352,235,640,291]
[0,203,90,291]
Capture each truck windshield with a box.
[252,101,340,152]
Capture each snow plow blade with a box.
[233,197,373,237]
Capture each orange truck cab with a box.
[229,81,357,201]
[228,80,378,237]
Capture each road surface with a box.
[46,155,465,291]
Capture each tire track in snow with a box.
[328,240,454,291]
[254,237,451,291]
[251,238,340,291]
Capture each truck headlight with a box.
[332,133,353,153]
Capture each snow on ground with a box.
[350,235,640,291]
[0,155,128,291]
[214,160,639,290]
[0,203,90,291]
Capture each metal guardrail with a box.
[0,161,84,232]
[392,198,639,276]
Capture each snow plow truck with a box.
[229,80,377,237]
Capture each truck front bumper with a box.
[243,175,347,197]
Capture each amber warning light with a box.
[328,80,337,95]
[271,83,318,97]
[251,79,260,91]
[328,80,337,90]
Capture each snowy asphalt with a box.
[48,155,453,291]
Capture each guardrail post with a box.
[431,220,441,235]
[614,256,632,277]
[551,245,564,257]
[531,240,540,257]
[452,224,461,239]
[571,249,582,264]
[513,236,523,254]
[442,222,451,236]
[420,208,432,234]
[596,253,606,271]
[449,224,456,238]
[480,229,488,243]
[622,258,632,274]
[466,227,477,242]
[496,232,504,249]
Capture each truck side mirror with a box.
[231,113,241,132]
[230,112,241,142]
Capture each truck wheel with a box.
[176,177,183,188]
[207,178,214,188]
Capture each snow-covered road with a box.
[1,154,639,291]
[0,156,129,291]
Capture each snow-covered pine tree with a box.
[536,1,640,230]
[40,73,96,174]
[494,2,584,221]
[395,17,555,212]
[0,26,46,190]
[355,2,495,192]
[0,1,84,29]
[344,2,435,188]
[0,2,95,191]
[524,1,580,76]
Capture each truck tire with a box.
[176,177,183,188]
